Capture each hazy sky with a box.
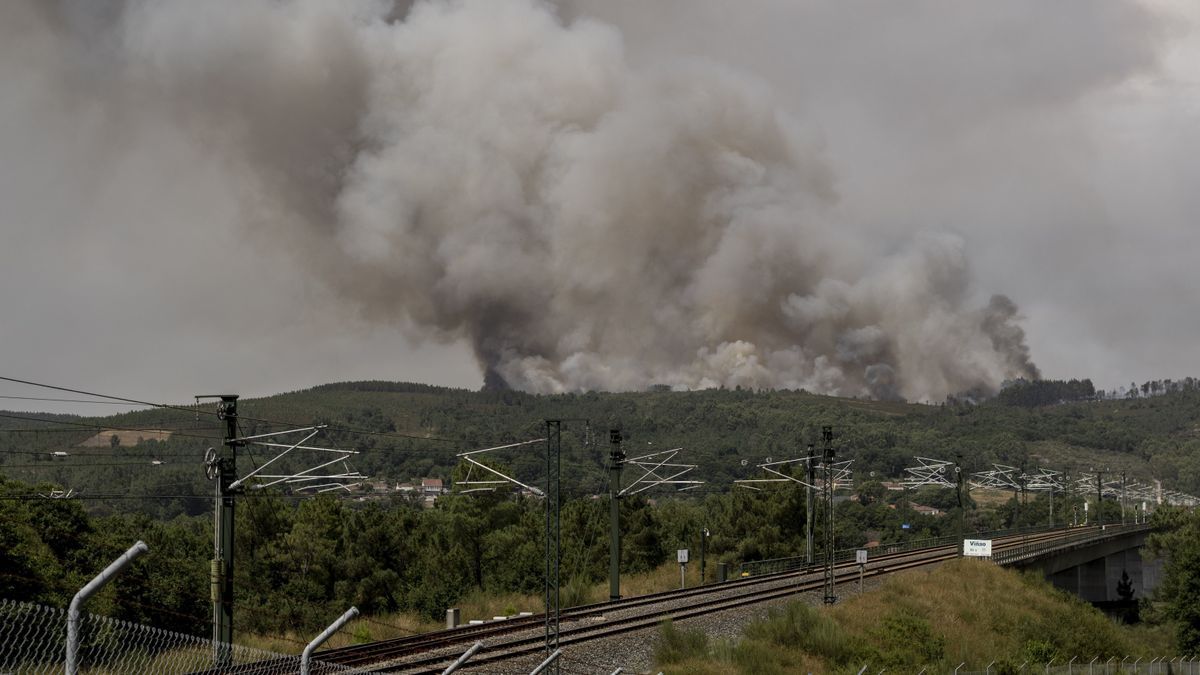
[1,0,1197,413]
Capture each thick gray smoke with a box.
[5,0,1095,401]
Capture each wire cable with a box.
[0,375,207,415]
[0,375,461,445]
[0,394,148,406]
[0,412,221,442]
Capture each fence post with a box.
[301,607,359,675]
[442,641,484,675]
[529,649,562,675]
[66,540,149,675]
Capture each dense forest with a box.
[1,379,1198,642]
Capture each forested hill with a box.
[2,379,1199,519]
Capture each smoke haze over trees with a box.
[2,0,1197,404]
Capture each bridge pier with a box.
[1006,527,1161,604]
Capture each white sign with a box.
[856,550,868,565]
[963,539,993,557]
[677,549,689,564]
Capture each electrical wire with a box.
[0,461,191,469]
[0,375,205,415]
[0,412,221,442]
[0,394,148,406]
[0,375,461,445]
[1,447,198,456]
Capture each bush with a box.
[656,620,710,665]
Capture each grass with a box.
[657,559,1176,674]
[234,560,702,654]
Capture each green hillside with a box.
[2,381,1199,643]
[3,380,1199,519]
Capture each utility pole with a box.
[1121,471,1127,525]
[608,428,624,601]
[1048,481,1054,528]
[1013,467,1022,531]
[821,425,837,605]
[955,453,965,557]
[1096,470,1104,527]
[210,395,240,665]
[806,443,815,566]
[544,420,562,672]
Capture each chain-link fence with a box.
[0,598,378,674]
[947,659,1200,675]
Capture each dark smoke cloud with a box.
[2,0,1191,405]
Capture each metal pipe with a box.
[66,540,149,675]
[301,607,359,675]
[441,641,484,675]
[530,649,562,675]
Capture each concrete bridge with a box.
[994,523,1159,603]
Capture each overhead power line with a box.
[0,375,201,414]
[0,375,459,445]
[0,394,150,406]
[0,412,220,442]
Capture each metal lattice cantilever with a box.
[453,439,545,496]
[970,464,1022,491]
[735,456,853,491]
[1022,468,1063,493]
[617,448,704,496]
[222,426,365,493]
[902,457,955,489]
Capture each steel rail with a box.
[323,528,1098,672]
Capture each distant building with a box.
[421,478,446,504]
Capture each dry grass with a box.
[79,429,172,447]
[658,559,1175,674]
[234,560,710,654]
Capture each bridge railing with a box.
[0,598,377,674]
[992,523,1152,566]
[737,523,1066,577]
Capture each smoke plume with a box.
[3,0,1077,401]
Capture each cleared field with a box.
[79,428,173,447]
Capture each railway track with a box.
[316,527,1094,674]
[188,526,1102,675]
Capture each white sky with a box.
[1,0,1198,412]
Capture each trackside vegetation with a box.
[656,559,1175,674]
[3,379,1199,648]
